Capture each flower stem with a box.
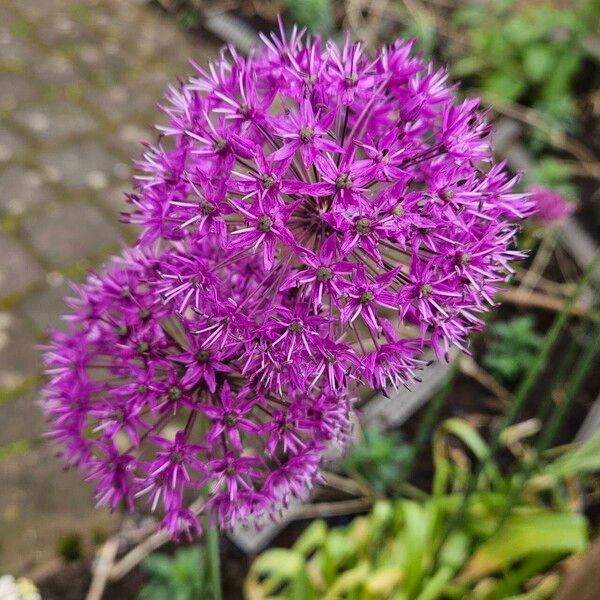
[206,522,222,600]
[536,322,600,452]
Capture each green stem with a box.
[531,329,581,430]
[493,251,600,451]
[206,522,222,600]
[537,323,600,452]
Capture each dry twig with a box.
[85,538,120,600]
[108,529,171,582]
[514,271,573,297]
[322,470,381,499]
[294,497,374,519]
[489,99,597,172]
[499,288,592,317]
[458,355,514,407]
[519,231,559,293]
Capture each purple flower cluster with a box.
[42,22,531,539]
[528,185,575,225]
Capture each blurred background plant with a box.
[0,575,41,600]
[140,547,207,600]
[483,317,544,388]
[283,0,333,35]
[342,427,412,496]
[523,158,577,200]
[245,421,600,599]
[450,0,599,136]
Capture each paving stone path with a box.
[0,0,219,574]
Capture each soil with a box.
[37,537,251,600]
[37,561,145,600]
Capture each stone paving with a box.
[0,0,219,574]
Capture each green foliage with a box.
[523,158,576,200]
[452,0,599,131]
[246,420,600,599]
[342,426,412,494]
[284,0,333,35]
[140,547,206,600]
[58,533,83,563]
[178,10,201,31]
[403,13,436,56]
[483,317,544,387]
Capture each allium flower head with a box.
[528,185,576,225]
[42,20,531,539]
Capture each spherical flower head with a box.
[44,19,533,540]
[528,185,576,225]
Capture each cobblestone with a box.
[0,165,57,215]
[97,181,130,218]
[0,36,40,71]
[0,232,44,298]
[20,281,71,333]
[0,0,220,574]
[21,200,121,268]
[14,100,98,144]
[0,73,36,109]
[0,446,119,574]
[0,125,26,163]
[83,77,163,124]
[0,391,45,446]
[30,51,81,86]
[39,140,124,190]
[0,313,39,389]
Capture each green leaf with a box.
[343,426,411,494]
[539,50,581,103]
[414,533,470,600]
[452,56,484,77]
[483,317,544,387]
[503,15,543,46]
[139,583,170,600]
[293,519,327,555]
[542,430,600,479]
[140,547,206,600]
[457,512,588,583]
[365,566,404,597]
[289,567,317,600]
[523,158,575,198]
[249,549,307,596]
[284,0,332,34]
[142,554,177,579]
[501,573,560,599]
[439,419,491,462]
[324,561,370,599]
[523,45,554,82]
[400,501,431,594]
[485,554,560,599]
[483,71,526,102]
